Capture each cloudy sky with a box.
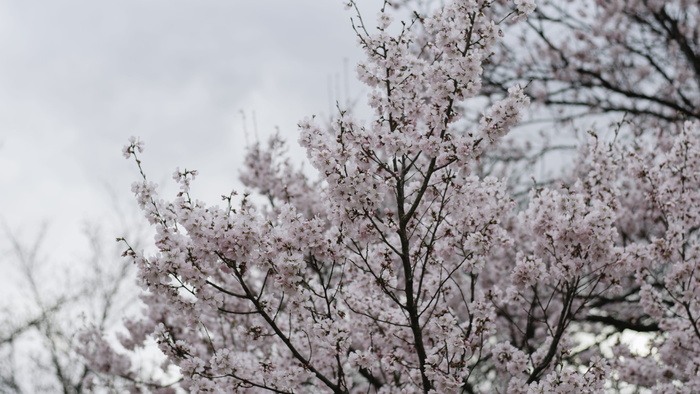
[0,1,376,262]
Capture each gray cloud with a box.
[0,0,370,259]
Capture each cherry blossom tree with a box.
[0,221,143,393]
[83,0,700,392]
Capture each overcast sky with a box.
[0,1,375,263]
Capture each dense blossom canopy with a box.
[80,0,700,392]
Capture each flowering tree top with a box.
[80,1,700,393]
